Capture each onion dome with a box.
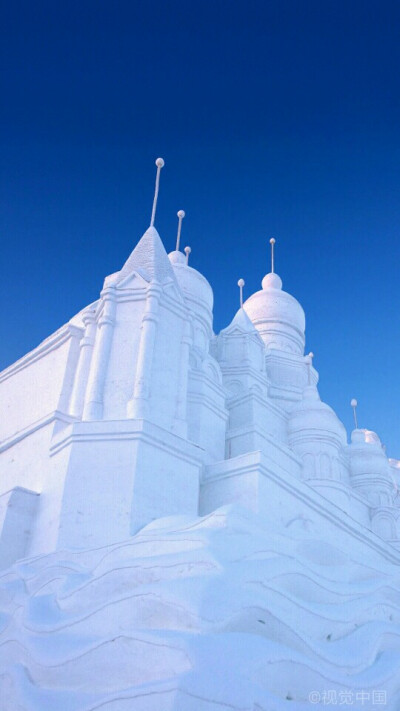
[168,250,213,315]
[243,272,305,354]
[349,429,391,473]
[348,429,393,504]
[289,385,347,447]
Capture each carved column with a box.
[82,288,117,421]
[69,310,96,418]
[127,281,161,419]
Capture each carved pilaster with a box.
[69,310,96,418]
[127,281,162,419]
[82,288,117,421]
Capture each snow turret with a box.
[216,302,287,460]
[289,384,347,480]
[167,211,225,462]
[55,158,204,546]
[241,240,307,411]
[168,211,213,354]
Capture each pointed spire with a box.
[118,226,177,284]
[184,246,191,265]
[150,158,165,228]
[238,278,245,308]
[351,398,358,429]
[270,238,276,274]
[221,305,259,335]
[176,210,185,251]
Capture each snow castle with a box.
[1,158,400,711]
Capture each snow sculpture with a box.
[0,158,400,710]
[0,156,399,556]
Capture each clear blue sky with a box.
[1,1,399,456]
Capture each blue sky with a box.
[1,1,399,456]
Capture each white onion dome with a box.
[168,250,213,316]
[349,429,390,475]
[348,429,392,499]
[243,272,305,354]
[288,385,347,447]
[351,428,382,447]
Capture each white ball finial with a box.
[150,158,165,227]
[184,246,191,264]
[238,278,245,307]
[269,237,276,273]
[350,398,358,429]
[176,209,186,250]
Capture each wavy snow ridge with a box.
[0,506,400,711]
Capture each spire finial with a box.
[350,398,358,429]
[307,351,314,385]
[238,278,245,308]
[176,210,185,251]
[150,158,165,227]
[184,246,191,265]
[269,238,276,273]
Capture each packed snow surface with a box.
[1,506,399,710]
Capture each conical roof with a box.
[220,307,261,336]
[118,226,178,285]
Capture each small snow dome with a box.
[289,385,347,446]
[351,429,382,446]
[243,271,305,354]
[168,250,214,316]
[348,429,392,490]
[350,429,388,454]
